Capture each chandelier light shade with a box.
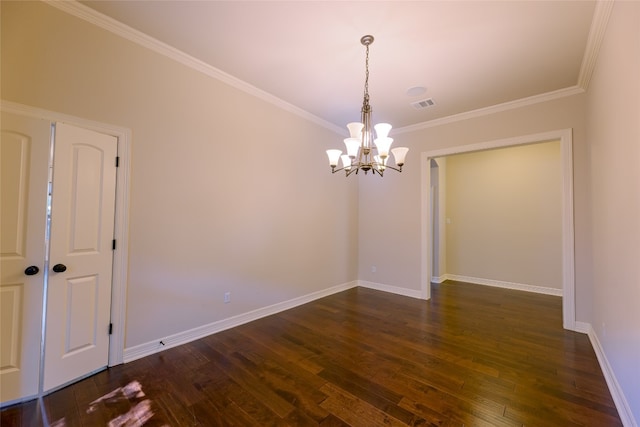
[327,35,409,177]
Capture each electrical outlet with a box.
[224,292,231,303]
[371,266,377,273]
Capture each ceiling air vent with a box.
[411,98,435,110]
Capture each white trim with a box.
[577,1,615,90]
[396,87,584,135]
[445,274,563,297]
[586,324,638,427]
[1,100,131,366]
[123,281,358,363]
[421,129,577,330]
[421,152,431,300]
[357,280,423,300]
[560,135,576,330]
[389,0,613,135]
[44,1,608,137]
[43,0,344,136]
[109,129,131,367]
[574,321,591,334]
[431,275,448,284]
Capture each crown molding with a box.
[395,86,585,135]
[43,0,344,135]
[397,0,612,134]
[43,0,607,137]
[577,1,615,90]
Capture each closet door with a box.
[0,112,50,404]
[43,123,118,392]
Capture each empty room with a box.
[1,1,638,426]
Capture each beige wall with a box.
[358,94,591,317]
[1,1,358,348]
[443,142,562,289]
[586,1,640,420]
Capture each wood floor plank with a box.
[399,396,518,427]
[199,340,296,419]
[200,373,282,426]
[0,399,46,427]
[237,321,325,375]
[319,383,412,427]
[318,365,422,425]
[1,281,623,426]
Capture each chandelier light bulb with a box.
[374,123,392,139]
[326,149,342,167]
[341,155,352,170]
[374,137,393,158]
[343,138,361,158]
[347,122,364,139]
[391,147,409,167]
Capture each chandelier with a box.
[326,35,409,177]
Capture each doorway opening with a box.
[421,129,576,331]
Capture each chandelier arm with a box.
[379,165,403,173]
[331,165,367,176]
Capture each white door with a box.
[43,123,118,392]
[0,112,50,403]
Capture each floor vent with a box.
[411,98,435,110]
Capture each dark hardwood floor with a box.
[1,281,622,426]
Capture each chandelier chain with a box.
[364,43,370,105]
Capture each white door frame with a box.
[421,129,576,331]
[1,100,131,366]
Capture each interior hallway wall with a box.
[444,142,562,290]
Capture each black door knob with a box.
[52,264,67,273]
[24,265,40,276]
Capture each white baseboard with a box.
[585,324,637,427]
[123,281,358,363]
[123,275,556,364]
[123,280,636,426]
[444,274,563,296]
[358,280,423,299]
[573,320,591,334]
[431,275,448,284]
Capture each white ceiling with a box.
[78,1,597,131]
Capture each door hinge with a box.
[115,156,120,167]
[109,323,113,335]
[112,239,116,250]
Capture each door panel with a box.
[69,145,104,253]
[1,132,30,257]
[0,112,50,403]
[44,123,117,392]
[65,275,99,354]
